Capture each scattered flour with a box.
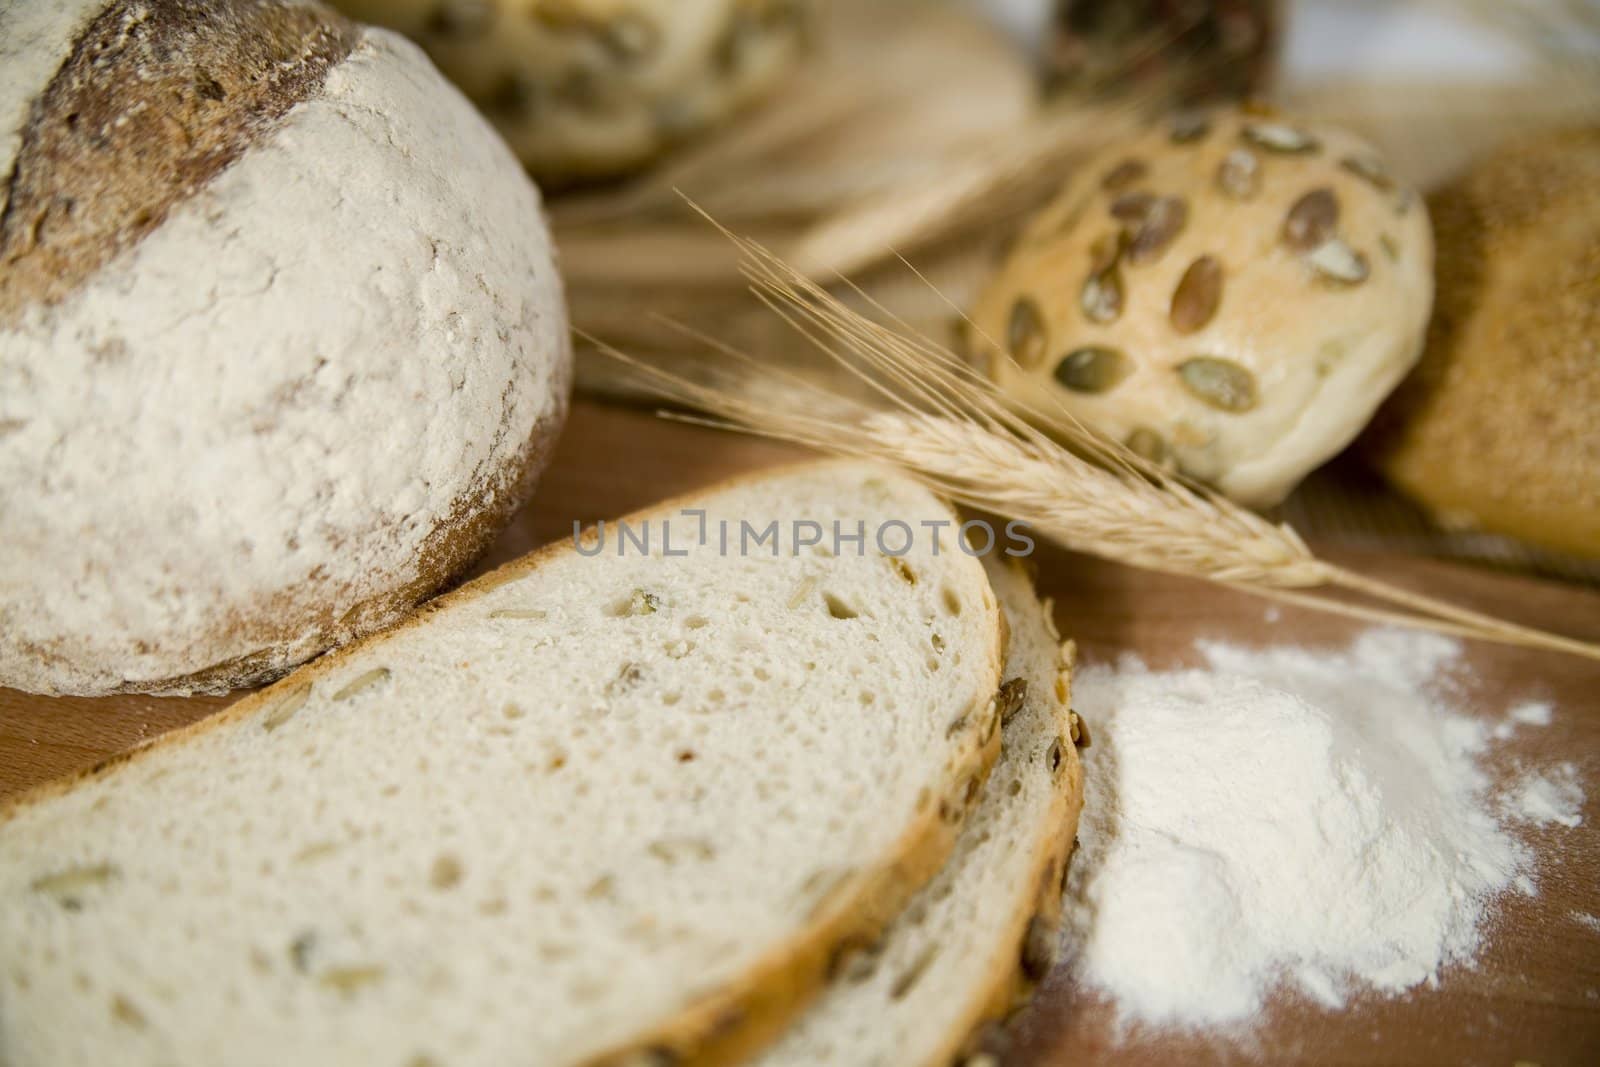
[1511,702,1554,728]
[1062,629,1581,1031]
[1504,764,1585,828]
[1573,912,1600,935]
[1493,700,1555,740]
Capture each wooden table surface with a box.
[3,400,1597,1065]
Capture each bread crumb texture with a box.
[0,3,571,694]
[0,463,1002,1067]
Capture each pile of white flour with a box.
[1062,628,1584,1029]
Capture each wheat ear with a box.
[594,219,1600,662]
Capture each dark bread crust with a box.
[0,0,357,323]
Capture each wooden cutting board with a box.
[3,399,1597,1065]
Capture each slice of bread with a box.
[0,462,1005,1067]
[750,556,1085,1067]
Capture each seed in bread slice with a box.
[0,461,1005,1067]
[749,555,1085,1067]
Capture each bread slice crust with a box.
[747,557,1085,1067]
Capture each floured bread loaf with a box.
[333,0,812,183]
[0,0,571,696]
[0,462,1006,1067]
[753,556,1084,1067]
[970,105,1433,506]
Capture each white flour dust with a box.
[1062,629,1584,1030]
[1504,764,1585,829]
[1493,700,1554,739]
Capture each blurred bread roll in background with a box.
[1369,128,1600,559]
[333,0,813,183]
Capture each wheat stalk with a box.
[594,216,1600,663]
[785,102,1140,279]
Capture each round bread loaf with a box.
[968,106,1434,507]
[332,0,811,184]
[1369,129,1600,559]
[0,0,572,696]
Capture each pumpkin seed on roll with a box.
[968,105,1434,508]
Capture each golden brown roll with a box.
[1369,128,1600,559]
